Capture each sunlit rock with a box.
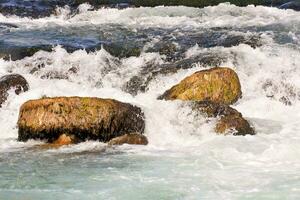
[159,67,242,105]
[18,97,145,143]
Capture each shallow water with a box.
[0,3,300,199]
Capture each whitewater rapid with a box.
[0,3,300,199]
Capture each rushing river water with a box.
[0,2,300,199]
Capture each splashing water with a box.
[0,3,300,199]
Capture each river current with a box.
[0,3,300,199]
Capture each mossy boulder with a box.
[192,101,255,136]
[108,133,148,146]
[0,74,29,107]
[159,67,242,105]
[17,97,145,143]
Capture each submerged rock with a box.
[0,45,53,61]
[40,71,70,80]
[0,74,29,107]
[159,67,242,105]
[103,43,143,58]
[191,101,255,136]
[17,97,145,143]
[108,133,148,146]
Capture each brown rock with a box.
[52,134,76,146]
[108,133,148,146]
[0,74,29,107]
[17,97,145,143]
[192,101,255,136]
[35,134,77,149]
[159,67,242,105]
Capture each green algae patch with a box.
[17,97,145,143]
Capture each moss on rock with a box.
[17,97,145,143]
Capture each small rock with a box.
[192,101,255,136]
[0,74,29,107]
[52,134,77,146]
[40,71,70,80]
[108,133,148,146]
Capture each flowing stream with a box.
[0,3,300,199]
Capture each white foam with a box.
[0,5,299,171]
[1,3,300,30]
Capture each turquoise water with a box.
[0,3,300,200]
[1,141,300,199]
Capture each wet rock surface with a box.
[18,97,145,143]
[108,133,148,145]
[191,101,255,136]
[0,74,29,107]
[0,45,53,61]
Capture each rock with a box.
[191,101,255,136]
[146,42,181,62]
[123,52,228,96]
[108,133,148,146]
[40,71,70,80]
[192,31,262,49]
[215,112,255,136]
[0,45,53,61]
[0,74,29,107]
[103,43,142,58]
[52,134,77,146]
[17,97,145,143]
[159,67,242,105]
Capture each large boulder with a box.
[0,74,29,107]
[191,101,255,136]
[159,67,242,105]
[17,97,145,143]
